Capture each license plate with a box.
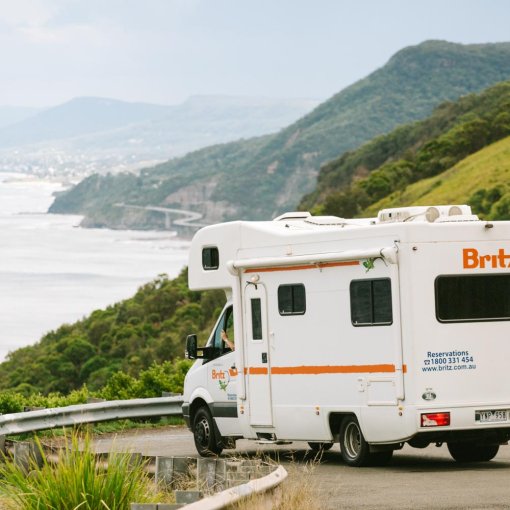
[475,409,509,423]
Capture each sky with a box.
[0,0,509,107]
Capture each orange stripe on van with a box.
[243,367,269,375]
[245,260,359,273]
[242,364,407,375]
[271,364,397,375]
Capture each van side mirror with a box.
[186,334,198,359]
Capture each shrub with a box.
[0,433,159,510]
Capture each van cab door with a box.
[244,283,273,427]
[206,305,238,426]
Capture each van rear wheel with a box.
[339,416,393,467]
[193,406,223,457]
[447,442,499,462]
[308,442,333,452]
[340,416,371,467]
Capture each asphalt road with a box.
[93,426,510,509]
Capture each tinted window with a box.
[251,298,262,339]
[436,274,510,322]
[202,247,219,270]
[278,284,306,315]
[350,278,392,326]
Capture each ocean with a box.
[0,173,190,361]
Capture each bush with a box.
[0,432,159,509]
[0,392,24,414]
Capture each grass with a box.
[0,432,162,510]
[231,455,324,510]
[0,427,326,510]
[365,135,510,215]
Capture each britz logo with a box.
[463,248,510,269]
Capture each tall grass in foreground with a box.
[0,433,159,510]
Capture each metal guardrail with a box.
[182,465,288,510]
[0,396,184,436]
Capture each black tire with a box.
[308,442,334,452]
[447,442,499,462]
[192,406,223,457]
[339,416,371,467]
[339,416,393,467]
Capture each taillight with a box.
[421,412,450,427]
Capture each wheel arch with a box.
[329,412,359,442]
[190,397,211,424]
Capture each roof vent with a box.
[378,205,478,224]
[304,216,347,226]
[273,211,312,222]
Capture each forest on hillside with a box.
[0,269,224,397]
[302,82,510,219]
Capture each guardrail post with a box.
[13,441,43,472]
[174,457,197,485]
[197,458,217,492]
[156,457,198,489]
[215,459,227,491]
[156,456,174,488]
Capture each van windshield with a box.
[435,274,510,322]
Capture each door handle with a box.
[262,353,267,364]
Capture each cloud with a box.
[18,22,108,46]
[0,0,59,28]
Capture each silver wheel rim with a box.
[196,417,211,447]
[344,422,362,459]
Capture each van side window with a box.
[436,274,510,322]
[202,247,219,270]
[278,284,306,315]
[350,278,392,326]
[251,298,263,339]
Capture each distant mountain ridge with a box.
[0,95,318,150]
[0,97,172,147]
[0,95,318,178]
[0,106,42,130]
[50,40,510,230]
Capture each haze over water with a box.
[0,173,189,361]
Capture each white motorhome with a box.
[183,205,510,466]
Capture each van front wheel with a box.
[339,416,371,467]
[193,406,223,457]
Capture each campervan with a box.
[183,205,510,466]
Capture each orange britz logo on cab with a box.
[463,248,510,269]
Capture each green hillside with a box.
[302,81,510,218]
[365,135,510,218]
[50,40,510,230]
[0,269,224,395]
